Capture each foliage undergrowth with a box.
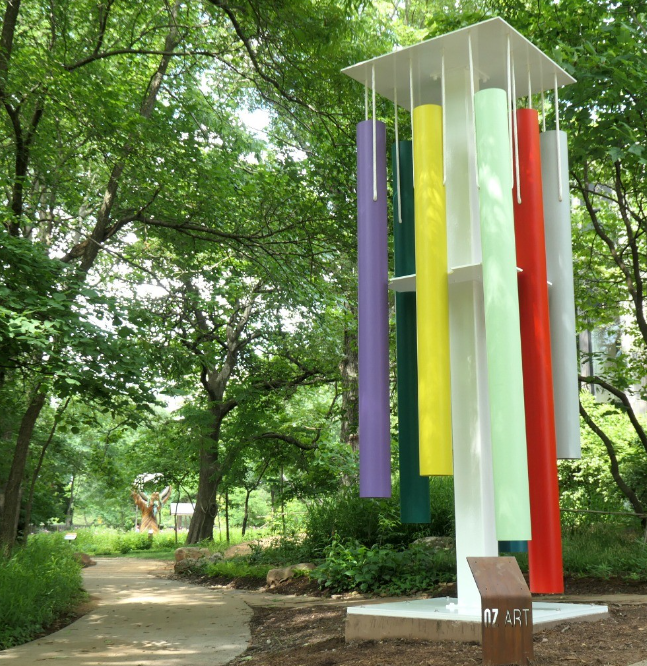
[311,524,647,595]
[245,536,312,566]
[189,520,647,594]
[210,526,268,551]
[204,559,274,580]
[302,480,455,557]
[559,394,647,527]
[58,527,186,555]
[314,540,456,595]
[39,525,274,560]
[0,535,85,650]
[562,523,647,580]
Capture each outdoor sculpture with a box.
[344,17,581,603]
[131,486,172,533]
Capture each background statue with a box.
[131,486,172,533]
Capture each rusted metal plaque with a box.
[468,556,533,666]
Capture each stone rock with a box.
[174,547,211,562]
[266,566,292,586]
[223,542,254,559]
[266,562,316,587]
[206,552,224,563]
[292,562,316,572]
[221,537,280,559]
[174,559,196,574]
[411,536,455,551]
[73,552,96,568]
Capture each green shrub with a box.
[0,534,85,649]
[67,527,185,555]
[302,481,455,557]
[116,536,131,554]
[205,559,273,580]
[560,394,647,528]
[562,524,647,579]
[314,540,456,595]
[151,530,183,550]
[247,536,314,565]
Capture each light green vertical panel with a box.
[474,88,531,541]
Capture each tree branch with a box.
[580,374,647,457]
[253,369,326,392]
[574,170,642,305]
[93,0,116,57]
[78,1,182,273]
[253,432,317,451]
[0,0,22,99]
[64,48,229,72]
[613,161,647,345]
[579,399,645,517]
[207,0,323,117]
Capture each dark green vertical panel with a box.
[499,541,529,554]
[393,141,431,524]
[393,142,416,278]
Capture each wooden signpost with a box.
[468,556,533,666]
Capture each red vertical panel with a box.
[513,109,564,594]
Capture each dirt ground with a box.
[221,577,647,666]
[226,603,647,666]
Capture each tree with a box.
[0,0,203,547]
[128,244,343,542]
[0,0,381,548]
[0,232,157,546]
[2,0,434,549]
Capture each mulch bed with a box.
[228,601,647,666]
[197,575,647,666]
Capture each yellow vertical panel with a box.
[413,104,453,476]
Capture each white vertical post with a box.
[372,65,377,202]
[394,89,402,224]
[444,67,498,609]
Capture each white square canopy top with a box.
[341,17,575,110]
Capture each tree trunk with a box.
[225,488,230,542]
[65,474,75,529]
[241,489,251,537]
[241,461,268,537]
[339,315,358,452]
[280,465,286,536]
[186,446,220,544]
[185,282,262,543]
[23,397,69,542]
[0,389,46,550]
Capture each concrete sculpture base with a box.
[345,598,608,643]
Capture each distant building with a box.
[579,319,647,414]
[170,502,195,530]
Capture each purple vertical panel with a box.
[357,119,391,498]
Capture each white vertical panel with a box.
[445,68,498,609]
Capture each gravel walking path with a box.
[0,558,252,666]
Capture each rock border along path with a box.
[0,558,252,666]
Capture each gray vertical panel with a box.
[541,130,582,459]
